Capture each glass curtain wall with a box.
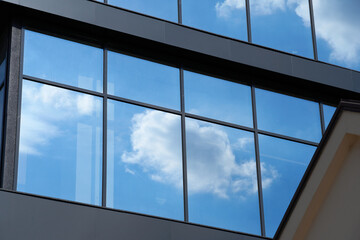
[18,30,336,237]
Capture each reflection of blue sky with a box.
[312,0,360,71]
[17,80,103,205]
[23,30,103,92]
[256,88,322,142]
[323,104,336,129]
[108,51,180,110]
[214,0,313,58]
[108,0,178,22]
[184,71,253,127]
[259,134,316,237]
[182,0,247,40]
[187,118,271,235]
[0,56,6,85]
[107,100,183,220]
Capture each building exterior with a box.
[0,0,359,239]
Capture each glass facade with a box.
[17,30,337,237]
[0,33,7,176]
[101,0,360,72]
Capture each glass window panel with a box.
[0,53,5,86]
[259,134,316,237]
[23,30,103,92]
[108,51,180,110]
[182,0,247,41]
[107,100,183,220]
[184,71,253,127]
[250,0,313,58]
[313,0,360,71]
[107,0,178,22]
[256,88,322,142]
[17,80,103,205]
[323,104,336,129]
[186,118,260,235]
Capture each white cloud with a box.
[19,81,99,155]
[122,110,278,199]
[216,0,360,67]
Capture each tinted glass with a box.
[259,134,316,237]
[107,0,178,22]
[250,0,313,58]
[17,80,103,205]
[0,54,5,86]
[23,30,103,92]
[323,104,336,129]
[186,118,260,235]
[108,51,180,110]
[256,88,322,142]
[107,100,183,220]
[182,0,247,41]
[313,0,360,71]
[184,71,253,127]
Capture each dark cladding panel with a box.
[0,190,264,240]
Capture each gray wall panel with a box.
[0,190,266,240]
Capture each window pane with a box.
[250,0,313,58]
[184,71,253,127]
[108,51,180,110]
[186,118,260,235]
[323,104,336,129]
[107,100,183,220]
[17,80,103,205]
[256,88,322,142]
[313,0,360,71]
[107,0,178,22]
[259,135,316,237]
[182,0,247,41]
[23,30,103,92]
[0,52,5,86]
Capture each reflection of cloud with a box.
[20,81,99,155]
[216,0,360,67]
[122,110,278,199]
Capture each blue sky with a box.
[19,29,337,237]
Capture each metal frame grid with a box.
[13,25,332,237]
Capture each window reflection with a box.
[186,118,260,235]
[313,0,360,71]
[0,54,5,86]
[250,0,313,58]
[108,51,180,110]
[323,104,336,129]
[107,0,178,22]
[107,100,183,220]
[17,80,103,205]
[256,88,322,142]
[259,134,316,237]
[23,30,103,92]
[182,0,247,40]
[184,71,253,127]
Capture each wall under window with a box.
[16,29,336,238]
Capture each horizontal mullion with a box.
[185,113,255,133]
[107,94,182,115]
[23,75,104,98]
[257,129,318,147]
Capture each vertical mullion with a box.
[308,0,318,60]
[102,48,108,207]
[178,0,182,24]
[251,86,266,236]
[180,68,189,222]
[245,0,252,43]
[319,102,325,135]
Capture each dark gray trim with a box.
[308,0,318,60]
[179,68,188,222]
[1,0,359,100]
[319,103,325,134]
[2,20,22,190]
[0,189,269,240]
[102,48,107,207]
[245,0,252,43]
[178,0,182,24]
[251,86,265,236]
